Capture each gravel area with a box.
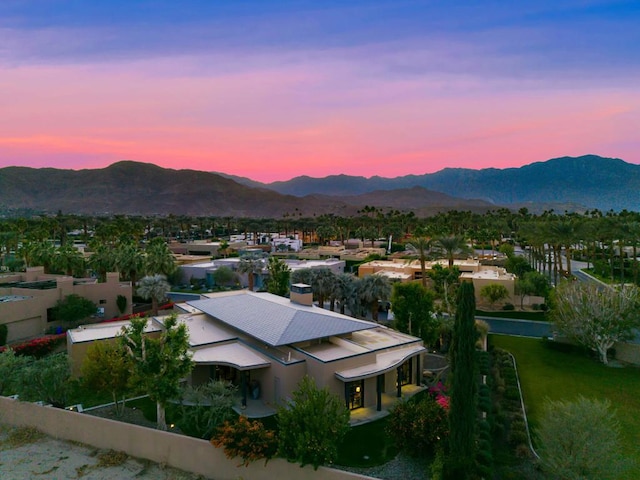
[0,424,208,480]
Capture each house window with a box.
[347,380,364,410]
[99,299,107,304]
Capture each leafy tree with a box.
[536,396,631,480]
[551,281,640,364]
[504,255,533,277]
[80,341,133,416]
[52,294,97,327]
[515,271,550,308]
[0,349,30,396]
[265,257,291,297]
[137,274,171,315]
[391,282,437,345]
[212,265,237,287]
[178,380,237,439]
[277,376,350,469]
[427,264,460,314]
[19,352,73,407]
[120,314,193,430]
[237,252,266,291]
[479,283,510,308]
[446,281,478,479]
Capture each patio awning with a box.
[335,344,426,382]
[191,342,271,371]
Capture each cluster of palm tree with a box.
[3,207,640,289]
[289,268,392,321]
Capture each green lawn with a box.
[490,335,640,478]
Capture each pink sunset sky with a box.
[1,1,638,183]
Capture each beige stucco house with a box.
[68,284,426,417]
[0,267,132,343]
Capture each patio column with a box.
[415,355,421,386]
[240,371,247,408]
[344,382,350,409]
[396,366,402,398]
[376,374,383,411]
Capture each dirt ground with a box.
[0,424,210,480]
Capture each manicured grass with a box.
[490,335,640,478]
[336,416,398,467]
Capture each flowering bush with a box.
[0,333,66,358]
[429,381,451,412]
[387,394,449,457]
[211,416,278,467]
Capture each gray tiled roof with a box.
[187,292,377,346]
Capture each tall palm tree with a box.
[137,274,171,315]
[145,238,177,277]
[88,243,117,282]
[359,274,392,322]
[433,235,471,268]
[333,273,357,314]
[116,242,145,285]
[53,243,85,276]
[405,236,432,287]
[237,252,266,291]
[310,268,337,309]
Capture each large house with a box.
[68,284,426,416]
[358,258,516,303]
[1,267,132,343]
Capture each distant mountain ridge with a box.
[0,161,494,217]
[227,155,637,212]
[0,155,635,216]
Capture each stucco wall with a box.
[0,397,373,480]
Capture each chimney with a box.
[290,283,313,306]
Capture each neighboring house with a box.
[358,258,516,303]
[0,267,132,343]
[68,285,426,416]
[178,257,346,289]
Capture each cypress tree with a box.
[446,281,478,479]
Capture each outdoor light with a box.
[355,386,361,393]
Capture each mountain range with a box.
[0,155,636,217]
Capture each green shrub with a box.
[508,426,528,446]
[177,380,237,439]
[502,303,515,311]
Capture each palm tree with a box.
[433,235,471,268]
[115,242,145,285]
[237,252,266,291]
[405,235,432,287]
[137,274,171,315]
[145,238,176,277]
[333,273,357,314]
[359,274,392,321]
[88,243,117,282]
[53,243,85,276]
[311,268,337,309]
